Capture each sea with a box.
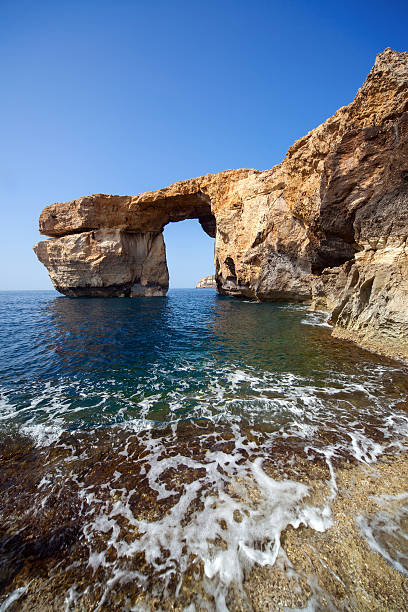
[1,289,408,610]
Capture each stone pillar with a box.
[34,229,169,297]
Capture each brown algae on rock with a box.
[1,422,408,611]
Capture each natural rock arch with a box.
[33,172,247,297]
[34,49,408,359]
[34,193,217,297]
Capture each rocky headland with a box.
[34,48,408,360]
[196,275,216,289]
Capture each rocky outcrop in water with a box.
[34,48,408,358]
[34,230,168,297]
[196,275,216,289]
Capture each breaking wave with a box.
[1,290,408,609]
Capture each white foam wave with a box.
[74,430,334,610]
[1,352,407,464]
[301,311,332,327]
[20,422,64,447]
[358,493,408,576]
[0,584,31,612]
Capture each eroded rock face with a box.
[311,239,408,360]
[34,48,408,358]
[34,230,168,297]
[196,275,216,289]
[37,169,256,239]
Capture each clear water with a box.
[1,290,408,609]
[2,289,407,441]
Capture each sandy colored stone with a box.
[312,239,408,360]
[34,229,168,297]
[34,48,408,357]
[196,275,216,289]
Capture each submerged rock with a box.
[196,275,216,289]
[34,48,408,358]
[2,425,408,611]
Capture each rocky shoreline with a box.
[1,423,408,611]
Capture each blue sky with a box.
[0,0,406,289]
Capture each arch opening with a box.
[164,218,215,289]
[34,189,217,297]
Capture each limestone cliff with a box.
[34,48,408,359]
[196,275,216,289]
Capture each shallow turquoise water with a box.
[1,289,407,450]
[1,290,408,609]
